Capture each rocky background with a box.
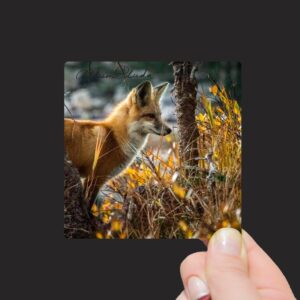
[64,61,241,123]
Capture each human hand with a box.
[177,228,295,300]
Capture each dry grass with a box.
[91,85,242,242]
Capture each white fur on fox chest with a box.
[122,121,149,158]
[109,123,149,179]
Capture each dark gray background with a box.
[1,1,299,299]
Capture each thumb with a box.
[205,228,260,300]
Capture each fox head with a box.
[127,81,172,137]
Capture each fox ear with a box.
[154,82,169,100]
[135,81,152,107]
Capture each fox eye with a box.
[143,113,156,119]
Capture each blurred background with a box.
[64,61,241,123]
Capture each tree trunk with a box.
[64,154,95,238]
[172,62,199,176]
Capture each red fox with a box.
[64,81,171,206]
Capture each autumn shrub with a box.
[92,84,242,242]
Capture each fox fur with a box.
[64,81,171,205]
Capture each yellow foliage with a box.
[185,229,193,239]
[165,135,172,143]
[178,220,188,232]
[92,132,103,171]
[91,204,99,217]
[166,154,174,168]
[221,220,231,228]
[119,232,127,239]
[198,125,207,132]
[214,119,222,126]
[201,95,214,126]
[209,84,218,96]
[101,199,112,211]
[111,220,122,232]
[196,113,206,122]
[155,199,162,207]
[173,184,186,199]
[128,180,136,189]
[233,100,240,115]
[95,232,103,239]
[126,168,136,176]
[113,202,123,210]
[216,106,224,114]
[102,213,110,224]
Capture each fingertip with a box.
[180,252,206,283]
[205,228,258,299]
[180,252,206,274]
[186,276,210,300]
[180,252,207,299]
[176,290,188,300]
[208,228,243,257]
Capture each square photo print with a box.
[64,61,242,241]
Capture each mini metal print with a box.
[64,61,242,241]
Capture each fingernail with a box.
[187,276,209,300]
[211,228,242,256]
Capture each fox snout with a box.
[160,125,172,136]
[145,123,172,136]
[153,122,172,136]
